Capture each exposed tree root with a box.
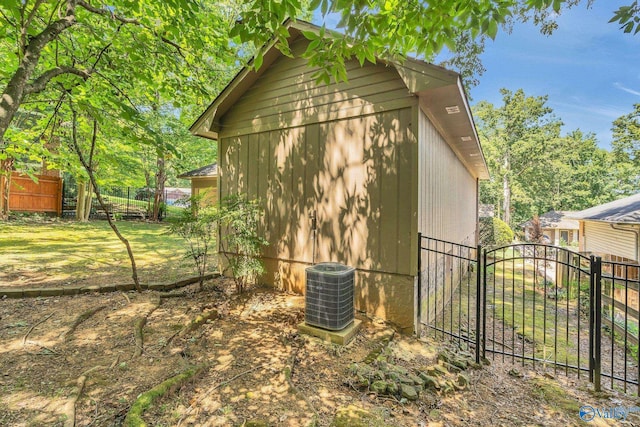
[133,296,161,357]
[22,312,54,347]
[158,292,187,299]
[123,365,204,427]
[63,366,105,427]
[61,306,105,341]
[162,308,219,350]
[178,309,218,337]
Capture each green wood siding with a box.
[219,108,416,276]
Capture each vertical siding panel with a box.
[234,135,246,194]
[290,125,309,262]
[246,133,259,200]
[305,123,320,262]
[378,111,399,273]
[397,107,414,275]
[256,132,269,241]
[417,109,476,244]
[364,114,382,270]
[341,115,367,268]
[265,131,280,259]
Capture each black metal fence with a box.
[417,234,482,362]
[61,180,188,220]
[418,234,640,395]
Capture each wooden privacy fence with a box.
[1,172,62,215]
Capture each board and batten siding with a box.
[583,221,639,262]
[219,36,416,138]
[417,108,477,244]
[416,108,478,326]
[219,110,416,275]
[217,41,420,329]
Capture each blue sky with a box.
[469,1,640,149]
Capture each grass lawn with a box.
[486,256,590,368]
[0,219,209,288]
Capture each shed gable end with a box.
[218,37,415,138]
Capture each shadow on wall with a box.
[219,65,416,328]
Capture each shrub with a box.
[216,194,267,293]
[479,216,514,247]
[167,194,217,290]
[493,217,514,246]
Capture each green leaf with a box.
[253,51,264,70]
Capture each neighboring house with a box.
[521,210,579,246]
[164,187,191,205]
[190,20,488,331]
[571,194,640,263]
[177,163,218,205]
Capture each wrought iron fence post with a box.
[593,256,602,392]
[482,249,488,361]
[475,244,482,364]
[417,232,422,338]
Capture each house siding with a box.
[583,221,639,262]
[219,37,415,138]
[417,108,476,243]
[416,108,478,324]
[218,46,419,328]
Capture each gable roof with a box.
[177,163,218,179]
[521,210,579,230]
[570,193,640,224]
[190,20,488,180]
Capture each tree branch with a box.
[21,0,46,54]
[76,0,185,58]
[24,66,91,95]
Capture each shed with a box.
[571,194,640,263]
[190,20,488,331]
[177,163,218,205]
[521,210,579,246]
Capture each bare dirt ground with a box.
[1,277,639,427]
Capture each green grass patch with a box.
[0,220,209,286]
[487,258,589,366]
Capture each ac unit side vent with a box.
[305,262,355,331]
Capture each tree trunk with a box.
[0,158,13,220]
[70,112,142,292]
[152,153,166,221]
[75,181,85,220]
[83,180,93,221]
[502,155,511,226]
[0,7,77,144]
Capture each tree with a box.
[475,88,562,226]
[544,130,615,210]
[0,0,238,218]
[611,103,640,193]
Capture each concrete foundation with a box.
[297,319,362,345]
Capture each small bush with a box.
[167,194,217,290]
[216,194,267,293]
[493,217,514,246]
[479,217,514,247]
